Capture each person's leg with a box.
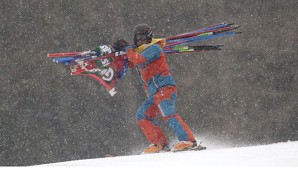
[154,86,196,143]
[136,96,168,145]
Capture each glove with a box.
[92,45,114,56]
[113,39,129,52]
[124,45,135,52]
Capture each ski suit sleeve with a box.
[126,44,162,65]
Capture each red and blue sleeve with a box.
[126,44,162,65]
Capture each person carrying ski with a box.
[114,24,201,153]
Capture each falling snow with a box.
[1,0,297,166]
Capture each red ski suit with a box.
[126,39,196,145]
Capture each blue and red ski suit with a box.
[126,39,196,145]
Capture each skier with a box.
[48,22,241,153]
[115,24,201,153]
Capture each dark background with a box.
[1,0,297,166]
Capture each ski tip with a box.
[109,88,117,96]
[233,25,241,29]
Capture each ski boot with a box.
[142,143,170,154]
[172,141,206,152]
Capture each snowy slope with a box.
[39,141,298,168]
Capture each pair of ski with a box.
[47,22,240,65]
[49,45,223,65]
[47,22,240,96]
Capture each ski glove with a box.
[92,45,114,56]
[124,45,135,52]
[113,39,129,52]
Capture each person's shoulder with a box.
[147,43,162,51]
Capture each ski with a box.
[51,51,125,65]
[163,45,223,54]
[47,50,101,58]
[47,22,240,96]
[47,22,240,60]
[165,28,240,47]
[166,23,237,41]
[50,44,223,65]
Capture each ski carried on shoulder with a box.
[47,22,240,96]
[164,45,223,54]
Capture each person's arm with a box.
[126,44,162,65]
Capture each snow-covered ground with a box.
[39,141,298,169]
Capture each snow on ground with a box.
[38,141,298,169]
